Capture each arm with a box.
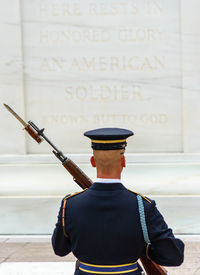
[51,198,72,256]
[145,200,184,266]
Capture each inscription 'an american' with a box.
[40,56,165,72]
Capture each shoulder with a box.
[127,189,156,212]
[127,189,159,223]
[60,189,88,214]
[127,189,153,204]
[63,188,88,203]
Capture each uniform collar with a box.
[95,178,122,184]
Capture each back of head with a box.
[93,149,125,178]
[93,149,124,170]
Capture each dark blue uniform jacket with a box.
[52,182,184,275]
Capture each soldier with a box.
[52,128,184,275]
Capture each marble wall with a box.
[0,0,186,154]
[1,0,200,234]
[0,1,199,154]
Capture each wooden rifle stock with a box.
[140,257,168,275]
[62,158,92,189]
[62,158,168,275]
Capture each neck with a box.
[97,170,121,179]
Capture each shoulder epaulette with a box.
[128,189,151,204]
[62,189,88,237]
[63,188,88,201]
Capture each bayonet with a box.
[4,104,28,128]
[4,103,43,143]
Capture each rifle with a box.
[4,103,168,275]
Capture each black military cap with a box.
[84,128,134,150]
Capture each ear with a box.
[121,156,126,168]
[90,156,96,167]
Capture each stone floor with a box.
[0,235,199,274]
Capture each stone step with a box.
[0,262,76,275]
[0,195,199,234]
[0,160,200,196]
